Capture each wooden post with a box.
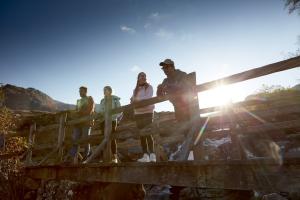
[26,123,36,165]
[0,132,5,151]
[103,96,113,163]
[177,72,201,160]
[188,72,201,119]
[228,108,245,160]
[193,117,210,161]
[153,115,163,161]
[57,113,67,163]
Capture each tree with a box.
[0,86,27,199]
[286,0,300,14]
[285,1,300,56]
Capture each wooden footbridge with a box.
[3,56,300,195]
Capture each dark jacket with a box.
[161,69,191,95]
[160,69,193,121]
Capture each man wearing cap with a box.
[157,58,192,122]
[69,86,95,162]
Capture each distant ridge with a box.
[1,84,75,112]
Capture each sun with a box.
[198,84,245,109]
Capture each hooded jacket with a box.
[97,95,121,121]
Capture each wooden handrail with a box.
[6,56,300,138]
[112,55,300,114]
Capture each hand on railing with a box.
[157,84,167,96]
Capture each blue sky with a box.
[0,0,300,111]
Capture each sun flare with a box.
[198,84,245,109]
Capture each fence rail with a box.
[2,56,300,166]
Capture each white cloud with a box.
[149,12,160,20]
[130,65,142,72]
[120,25,136,34]
[155,28,173,39]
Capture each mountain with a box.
[292,84,300,91]
[1,84,75,112]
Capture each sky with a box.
[0,0,300,111]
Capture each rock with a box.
[262,193,287,200]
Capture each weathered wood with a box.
[57,113,67,162]
[200,94,300,115]
[193,117,211,161]
[227,108,245,160]
[196,56,300,92]
[112,56,300,115]
[103,96,113,162]
[83,139,108,163]
[32,131,186,159]
[31,116,300,158]
[287,133,300,139]
[26,123,36,165]
[9,57,300,193]
[242,119,300,134]
[5,56,300,143]
[83,97,113,164]
[177,123,200,161]
[25,158,300,193]
[205,103,300,131]
[37,148,58,165]
[0,132,5,150]
[177,72,201,160]
[5,91,299,141]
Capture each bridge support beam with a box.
[25,159,300,193]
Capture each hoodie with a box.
[97,95,121,121]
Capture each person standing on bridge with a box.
[98,86,121,163]
[157,58,193,122]
[131,72,156,162]
[69,86,95,162]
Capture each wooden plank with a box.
[242,119,300,134]
[83,97,113,164]
[25,158,300,193]
[31,117,300,156]
[196,55,300,92]
[25,123,36,165]
[7,98,299,140]
[112,56,300,115]
[205,103,300,131]
[177,72,201,160]
[37,148,58,166]
[57,113,67,162]
[103,96,113,162]
[227,109,245,160]
[199,95,300,115]
[6,56,300,140]
[0,132,5,151]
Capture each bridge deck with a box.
[25,158,300,193]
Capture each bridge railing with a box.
[2,56,300,165]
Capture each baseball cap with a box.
[159,58,174,66]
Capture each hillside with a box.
[1,84,75,112]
